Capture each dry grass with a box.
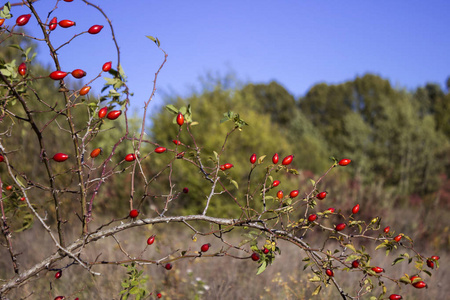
[1,217,448,300]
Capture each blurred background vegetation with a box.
[1,34,449,298]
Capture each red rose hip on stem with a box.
[172,139,181,145]
[0,19,5,26]
[276,190,283,199]
[224,163,233,169]
[272,153,279,164]
[176,113,184,126]
[307,214,317,222]
[251,252,260,261]
[352,204,360,214]
[394,235,402,242]
[107,110,121,120]
[155,147,166,153]
[325,269,334,277]
[125,154,136,162]
[55,270,62,279]
[281,154,293,165]
[102,61,112,72]
[129,209,139,218]
[371,266,384,273]
[147,235,155,245]
[384,226,390,233]
[88,24,103,34]
[98,107,108,118]
[335,223,346,231]
[165,263,172,270]
[338,158,351,166]
[327,207,335,213]
[49,71,68,80]
[250,153,257,164]
[71,69,86,79]
[272,180,280,187]
[289,190,299,198]
[58,19,75,28]
[316,191,327,200]
[351,260,359,268]
[412,281,427,289]
[157,293,162,298]
[90,148,102,158]
[200,243,210,252]
[18,63,27,76]
[183,187,189,193]
[79,86,91,95]
[389,295,403,300]
[49,17,57,31]
[16,14,31,26]
[52,153,69,162]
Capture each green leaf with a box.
[230,180,239,190]
[256,260,267,275]
[257,155,266,164]
[165,104,179,114]
[345,243,357,253]
[309,178,316,186]
[0,69,11,76]
[309,275,321,282]
[129,286,139,294]
[311,285,322,296]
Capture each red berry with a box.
[164,263,172,270]
[338,159,351,166]
[16,14,31,26]
[272,153,279,164]
[431,255,440,260]
[49,17,57,31]
[412,281,427,289]
[176,113,184,126]
[389,294,403,300]
[352,204,360,214]
[155,147,167,153]
[0,155,4,162]
[250,153,257,164]
[91,147,103,158]
[219,165,226,171]
[335,223,346,231]
[102,61,112,72]
[394,235,402,243]
[289,190,299,198]
[79,86,91,95]
[272,180,280,187]
[5,185,12,191]
[183,187,189,193]
[224,163,233,170]
[71,69,86,79]
[54,297,65,300]
[52,153,69,162]
[20,197,25,201]
[426,259,435,269]
[49,71,68,80]
[200,243,210,252]
[327,207,335,213]
[307,214,317,222]
[125,153,136,162]
[325,269,334,277]
[106,110,122,120]
[58,19,75,28]
[64,0,73,2]
[157,293,162,298]
[251,252,260,261]
[371,266,384,273]
[88,24,103,34]
[147,235,155,245]
[263,247,270,254]
[98,107,108,119]
[129,209,139,218]
[384,226,390,233]
[172,139,181,145]
[0,19,5,26]
[55,270,62,279]
[276,190,284,199]
[410,275,420,282]
[316,191,327,200]
[351,260,359,268]
[18,63,27,76]
[281,155,293,166]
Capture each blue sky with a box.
[13,0,450,113]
